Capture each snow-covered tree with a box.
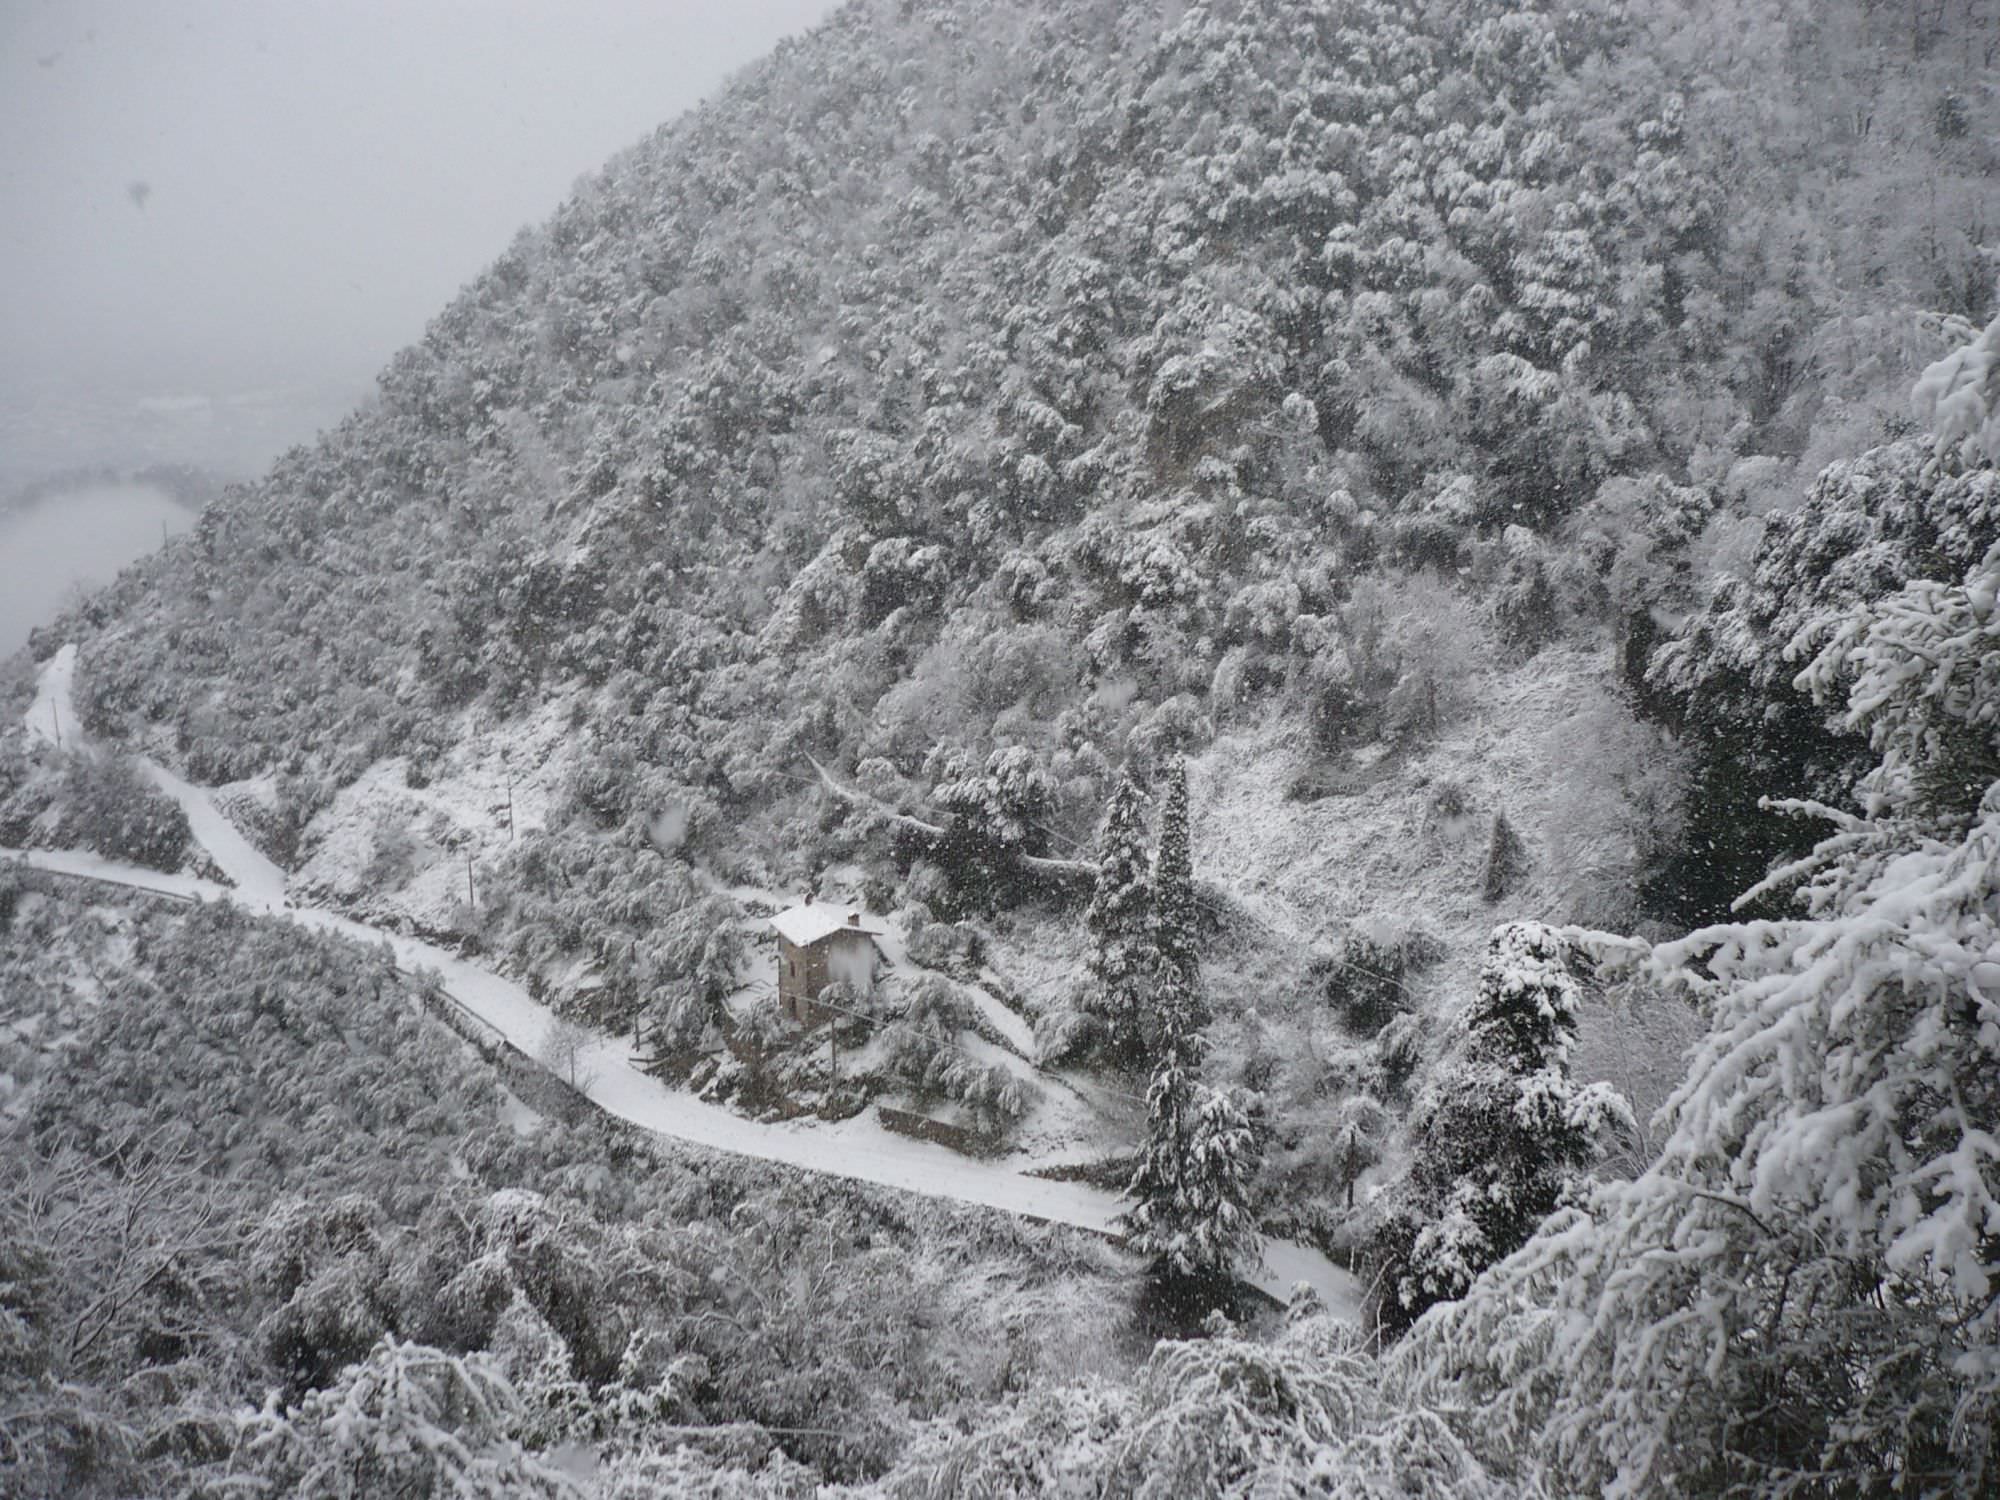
[1123,954,1260,1283]
[1376,922,1629,1332]
[1151,758,1199,986]
[922,742,1060,913]
[1123,1027,1198,1258]
[240,1335,577,1499]
[1913,307,2000,473]
[1123,1073,1263,1284]
[1079,772,1154,1066]
[1330,1093,1394,1211]
[1480,809,1527,902]
[1113,1312,1504,1498]
[537,1013,596,1095]
[1402,497,2000,1494]
[1145,756,1213,1064]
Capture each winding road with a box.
[12,644,1363,1317]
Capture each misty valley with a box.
[0,482,195,658]
[3,1,1999,1496]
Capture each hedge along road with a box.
[14,644,1363,1318]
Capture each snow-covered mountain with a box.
[4,0,1999,1493]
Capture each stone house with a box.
[769,898,885,1023]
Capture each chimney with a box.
[848,912,861,927]
[802,890,813,905]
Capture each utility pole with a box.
[50,699,60,749]
[464,850,475,909]
[505,774,516,839]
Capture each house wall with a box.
[775,930,877,1024]
[777,935,812,1021]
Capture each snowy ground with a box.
[292,698,571,927]
[23,641,74,750]
[1194,643,1664,984]
[8,651,1363,1318]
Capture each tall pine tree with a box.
[1151,758,1199,988]
[1123,1006,1199,1269]
[1080,771,1154,1066]
[1375,922,1629,1332]
[1146,758,1211,1062]
[1122,955,1260,1283]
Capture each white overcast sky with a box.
[0,0,842,396]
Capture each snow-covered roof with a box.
[769,902,886,948]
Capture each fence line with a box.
[392,962,571,1108]
[3,857,199,906]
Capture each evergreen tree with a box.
[1148,757,1211,1057]
[1376,922,1629,1332]
[1176,1084,1262,1277]
[1122,961,1260,1282]
[1479,809,1527,903]
[1151,758,1199,988]
[1415,520,2000,1493]
[1080,772,1154,1066]
[1122,1022,1197,1268]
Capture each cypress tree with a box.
[1122,960,1259,1281]
[1081,771,1153,1066]
[1122,1018,1197,1266]
[1480,809,1527,903]
[1151,758,1200,989]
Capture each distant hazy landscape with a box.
[0,480,193,657]
[0,375,362,654]
[0,375,362,498]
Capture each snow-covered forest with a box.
[4,0,2000,1493]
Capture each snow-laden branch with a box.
[805,755,1098,883]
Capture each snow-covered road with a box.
[10,648,1363,1318]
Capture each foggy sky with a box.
[0,0,843,397]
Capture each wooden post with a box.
[50,699,60,748]
[505,775,515,839]
[464,850,475,909]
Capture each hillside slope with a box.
[7,0,2000,1492]
[39,0,1992,917]
[5,0,1993,1271]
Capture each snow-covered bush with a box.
[241,1336,575,1500]
[909,1309,1508,1498]
[881,975,1035,1134]
[1913,308,2000,473]
[1313,922,1442,1037]
[48,748,191,872]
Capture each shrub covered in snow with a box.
[1312,922,1443,1037]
